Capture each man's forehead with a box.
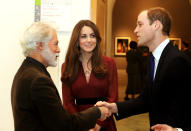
[136,10,148,24]
[138,10,148,19]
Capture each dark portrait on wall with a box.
[115,37,131,56]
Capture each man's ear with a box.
[36,42,43,51]
[153,20,162,31]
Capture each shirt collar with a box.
[152,38,169,62]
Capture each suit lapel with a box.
[154,42,172,84]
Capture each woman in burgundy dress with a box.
[61,20,118,131]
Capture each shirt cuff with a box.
[176,128,183,131]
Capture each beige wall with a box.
[91,0,116,57]
[112,0,191,69]
[0,1,34,130]
[91,0,108,55]
[106,0,116,57]
[91,0,97,23]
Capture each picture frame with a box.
[169,38,181,50]
[115,37,131,56]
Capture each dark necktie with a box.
[150,54,155,80]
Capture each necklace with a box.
[84,70,91,78]
[81,58,92,82]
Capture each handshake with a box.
[95,101,118,121]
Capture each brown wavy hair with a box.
[61,20,107,85]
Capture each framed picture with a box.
[115,37,131,56]
[169,38,181,50]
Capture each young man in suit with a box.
[11,22,110,131]
[97,7,191,131]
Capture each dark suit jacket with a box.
[11,57,100,131]
[116,43,191,131]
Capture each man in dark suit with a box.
[11,22,110,131]
[97,7,191,131]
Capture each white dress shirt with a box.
[152,38,169,79]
